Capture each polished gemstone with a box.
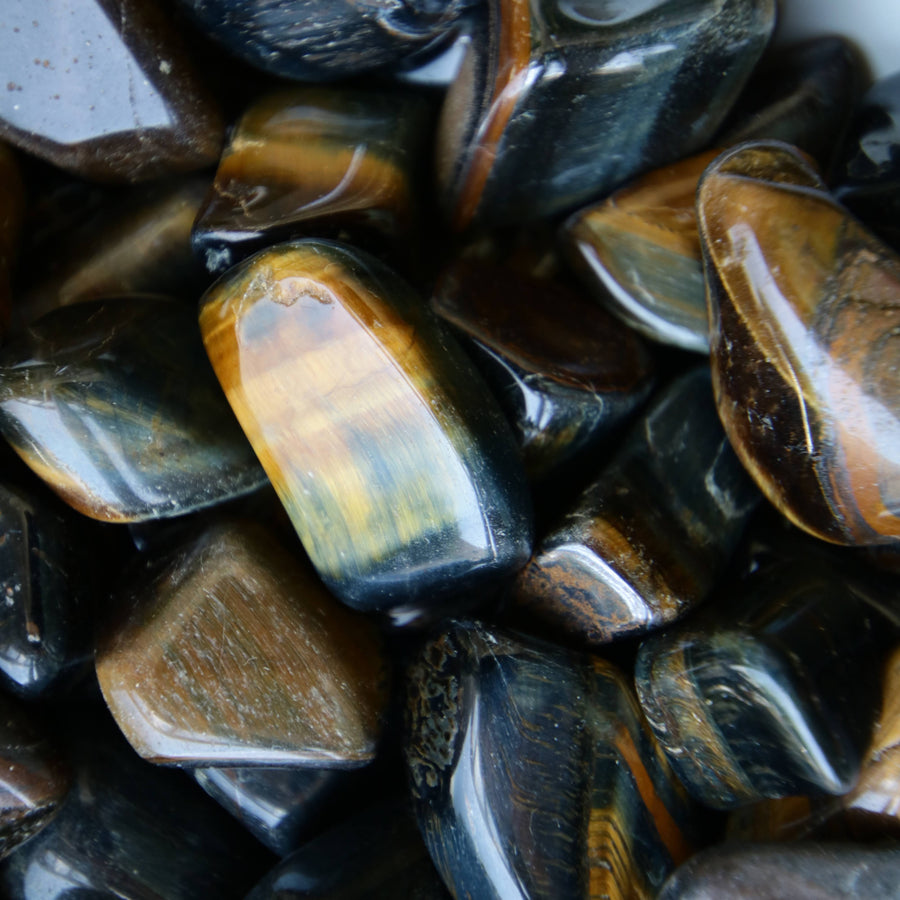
[658,843,900,900]
[199,240,532,616]
[0,483,91,696]
[432,256,655,478]
[0,297,267,522]
[836,71,900,251]
[0,145,24,338]
[635,550,897,809]
[193,765,353,856]
[16,176,209,328]
[0,0,223,182]
[699,140,900,546]
[0,709,268,899]
[0,693,69,859]
[192,89,429,275]
[563,149,721,353]
[439,0,775,229]
[406,621,700,899]
[513,369,758,647]
[245,801,448,899]
[175,0,476,81]
[96,519,388,766]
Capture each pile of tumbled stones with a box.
[0,0,898,897]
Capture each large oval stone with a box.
[698,140,900,546]
[199,239,532,615]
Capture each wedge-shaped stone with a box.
[96,519,388,766]
[200,239,532,615]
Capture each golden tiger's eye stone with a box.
[199,240,532,616]
[96,519,388,766]
[192,89,430,275]
[698,140,900,546]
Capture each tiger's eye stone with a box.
[563,149,721,353]
[245,802,449,899]
[16,176,209,328]
[0,483,91,697]
[175,0,476,82]
[699,141,900,546]
[192,89,429,275]
[513,368,758,647]
[96,519,388,766]
[431,257,655,479]
[0,0,223,182]
[439,0,775,229]
[0,145,24,338]
[0,694,69,859]
[0,297,267,522]
[199,240,532,616]
[658,843,900,900]
[635,552,898,809]
[405,621,700,900]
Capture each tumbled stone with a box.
[200,239,532,617]
[0,0,223,182]
[0,144,24,338]
[192,88,429,275]
[96,519,388,766]
[0,483,91,696]
[431,255,655,478]
[658,843,900,900]
[245,801,448,899]
[439,0,775,229]
[16,176,209,328]
[699,140,900,546]
[193,765,352,856]
[175,0,476,81]
[0,297,267,522]
[635,547,898,809]
[406,621,700,899]
[0,708,267,899]
[0,693,69,859]
[563,149,721,353]
[513,368,757,647]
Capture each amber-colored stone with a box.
[97,519,388,766]
[199,239,532,616]
[699,141,900,546]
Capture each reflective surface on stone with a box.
[658,843,900,900]
[16,176,209,328]
[0,145,24,338]
[0,0,223,182]
[0,694,69,860]
[0,483,90,697]
[514,369,758,647]
[563,149,721,353]
[193,89,429,275]
[97,519,388,766]
[193,766,352,856]
[0,297,267,522]
[431,256,655,479]
[200,239,532,616]
[836,71,900,252]
[699,140,900,546]
[245,802,448,899]
[439,0,775,229]
[720,37,865,178]
[405,621,699,900]
[0,709,267,899]
[176,0,475,82]
[635,549,899,809]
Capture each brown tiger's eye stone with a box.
[199,239,532,617]
[432,257,655,478]
[192,88,430,275]
[0,0,223,182]
[698,140,900,546]
[96,519,388,766]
